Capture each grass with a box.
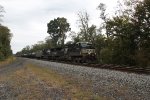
[27,64,105,100]
[0,62,105,99]
[11,68,47,99]
[0,56,16,67]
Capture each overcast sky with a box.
[1,0,122,53]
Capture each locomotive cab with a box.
[78,42,96,61]
[67,42,96,62]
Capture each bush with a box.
[100,48,113,64]
[0,51,5,61]
[135,50,150,68]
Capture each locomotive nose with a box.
[88,49,92,54]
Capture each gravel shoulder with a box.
[0,57,150,100]
[0,58,103,99]
[30,58,150,100]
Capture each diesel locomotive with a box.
[21,42,96,63]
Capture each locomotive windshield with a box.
[78,42,94,49]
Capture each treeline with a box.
[99,0,150,67]
[0,6,12,61]
[18,0,150,67]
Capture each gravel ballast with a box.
[29,58,150,100]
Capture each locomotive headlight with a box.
[88,49,91,54]
[81,49,96,54]
[88,49,95,54]
[81,49,87,54]
[47,50,51,54]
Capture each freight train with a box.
[20,42,96,63]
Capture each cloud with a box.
[0,0,121,53]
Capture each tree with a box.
[97,2,134,65]
[47,17,70,47]
[97,3,109,38]
[0,25,12,60]
[77,11,97,43]
[97,0,150,67]
[44,36,53,48]
[98,3,107,23]
[0,5,4,22]
[68,31,81,43]
[21,45,31,54]
[30,41,46,52]
[88,25,97,43]
[103,10,137,65]
[0,6,12,60]
[94,34,106,63]
[77,11,89,42]
[132,0,150,67]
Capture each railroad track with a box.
[86,64,150,75]
[27,57,150,75]
[55,61,150,75]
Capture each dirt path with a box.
[0,58,103,100]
